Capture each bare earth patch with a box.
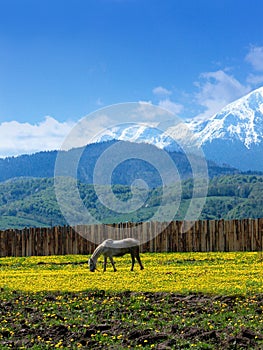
[0,290,262,349]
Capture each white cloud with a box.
[245,46,263,85]
[0,116,76,158]
[158,99,184,115]
[194,70,250,119]
[131,101,169,123]
[246,73,263,85]
[245,46,263,72]
[153,86,172,96]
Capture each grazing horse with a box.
[88,238,144,272]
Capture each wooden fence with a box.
[0,219,263,257]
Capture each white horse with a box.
[88,238,144,272]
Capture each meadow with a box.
[0,252,262,349]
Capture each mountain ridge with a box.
[92,87,263,171]
[0,140,238,185]
[1,87,263,174]
[1,174,263,230]
[187,86,263,148]
[186,86,263,170]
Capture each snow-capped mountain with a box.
[93,123,182,152]
[94,87,263,171]
[186,86,263,170]
[187,86,263,148]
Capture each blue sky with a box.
[0,0,263,156]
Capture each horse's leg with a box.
[103,256,107,272]
[136,251,144,270]
[131,253,135,271]
[109,257,117,272]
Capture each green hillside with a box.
[0,174,263,230]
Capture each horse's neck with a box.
[91,244,104,262]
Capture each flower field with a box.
[0,252,262,295]
[0,252,262,349]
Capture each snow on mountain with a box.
[93,87,263,171]
[93,123,182,152]
[186,86,263,171]
[187,86,263,148]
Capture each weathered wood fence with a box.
[0,219,263,257]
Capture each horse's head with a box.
[88,258,96,272]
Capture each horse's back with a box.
[103,238,139,248]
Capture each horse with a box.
[88,238,144,272]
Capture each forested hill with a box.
[0,140,238,185]
[1,174,263,230]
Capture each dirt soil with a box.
[0,291,262,349]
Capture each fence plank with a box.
[0,230,6,257]
[1,219,263,257]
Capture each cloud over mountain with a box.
[194,70,250,120]
[0,117,75,157]
[245,46,263,72]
